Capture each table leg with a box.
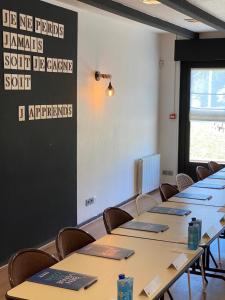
[187,269,192,300]
[200,254,207,292]
[218,237,221,266]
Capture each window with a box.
[189,68,225,162]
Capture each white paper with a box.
[18,106,25,121]
[168,253,188,270]
[202,225,218,239]
[141,275,162,298]
[220,215,225,224]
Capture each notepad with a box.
[120,221,169,233]
[148,206,191,216]
[193,182,225,189]
[76,244,134,260]
[218,207,225,213]
[175,192,212,200]
[28,268,97,291]
[209,174,225,180]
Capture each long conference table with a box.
[6,235,203,300]
[113,170,225,282]
[7,169,225,300]
[113,201,225,245]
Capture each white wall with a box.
[77,11,160,223]
[44,0,160,224]
[158,33,180,184]
[200,32,225,39]
[158,32,225,185]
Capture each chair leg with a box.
[167,289,173,300]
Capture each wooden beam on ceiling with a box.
[159,0,225,32]
[77,0,198,39]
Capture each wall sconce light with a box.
[95,71,115,97]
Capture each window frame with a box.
[178,61,225,180]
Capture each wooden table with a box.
[6,235,203,300]
[112,201,225,246]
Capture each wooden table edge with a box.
[152,248,204,300]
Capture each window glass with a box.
[191,69,225,110]
[189,68,225,162]
[190,121,225,162]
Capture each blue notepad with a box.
[148,206,191,216]
[209,174,225,180]
[193,182,225,189]
[76,244,134,260]
[120,221,169,233]
[28,268,97,291]
[175,192,212,201]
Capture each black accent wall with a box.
[0,0,77,265]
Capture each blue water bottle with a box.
[117,274,133,300]
[188,222,199,250]
[117,274,128,300]
[192,217,202,242]
[127,277,133,300]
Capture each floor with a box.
[2,191,225,299]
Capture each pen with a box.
[84,279,98,289]
[125,251,135,259]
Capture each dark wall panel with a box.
[0,0,77,265]
[175,38,225,62]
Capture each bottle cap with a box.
[192,217,197,221]
[119,274,125,280]
[189,222,193,226]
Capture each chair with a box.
[135,194,161,215]
[196,166,212,180]
[208,161,223,173]
[56,227,96,260]
[176,173,194,192]
[8,248,58,288]
[103,207,133,234]
[159,183,179,202]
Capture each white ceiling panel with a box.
[113,0,216,32]
[188,0,225,22]
[54,0,163,32]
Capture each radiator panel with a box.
[137,154,160,194]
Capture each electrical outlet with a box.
[162,170,174,176]
[85,197,95,207]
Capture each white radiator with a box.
[137,154,160,194]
